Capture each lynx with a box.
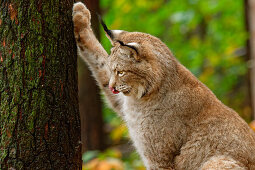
[72,2,255,169]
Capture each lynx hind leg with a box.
[200,156,246,170]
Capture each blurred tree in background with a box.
[82,0,254,169]
[79,0,105,154]
[245,0,255,120]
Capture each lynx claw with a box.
[72,2,91,32]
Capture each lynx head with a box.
[101,20,176,99]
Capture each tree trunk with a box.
[0,0,81,169]
[245,0,255,120]
[78,0,105,153]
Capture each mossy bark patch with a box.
[0,0,81,169]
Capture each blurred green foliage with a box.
[83,0,251,169]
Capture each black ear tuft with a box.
[117,40,138,54]
[97,14,113,39]
[117,40,125,46]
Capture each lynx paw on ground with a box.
[72,2,91,33]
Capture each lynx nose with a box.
[109,86,119,94]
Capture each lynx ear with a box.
[99,16,113,43]
[98,16,123,45]
[119,41,140,61]
[98,16,140,60]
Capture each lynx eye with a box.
[117,71,125,77]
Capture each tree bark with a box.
[245,0,255,120]
[0,0,81,169]
[78,0,105,153]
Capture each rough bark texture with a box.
[245,0,255,120]
[0,0,81,169]
[78,0,105,153]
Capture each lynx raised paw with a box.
[72,2,91,33]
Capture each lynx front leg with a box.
[72,2,123,115]
[72,2,108,82]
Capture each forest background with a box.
[82,0,254,169]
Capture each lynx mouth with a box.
[109,87,120,94]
